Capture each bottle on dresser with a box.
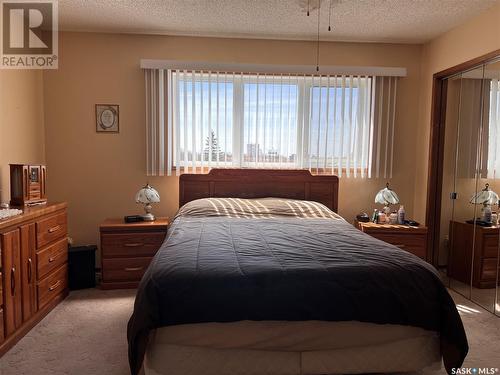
[397,205,405,224]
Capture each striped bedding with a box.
[175,197,343,219]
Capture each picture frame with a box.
[95,104,119,133]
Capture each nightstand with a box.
[99,218,169,289]
[448,221,499,288]
[354,220,428,261]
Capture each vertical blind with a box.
[144,69,398,178]
[488,79,500,179]
[455,78,490,179]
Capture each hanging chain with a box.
[316,0,321,71]
[328,0,332,31]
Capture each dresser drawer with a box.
[368,232,427,259]
[480,258,500,281]
[483,234,499,258]
[36,238,68,280]
[101,232,165,258]
[37,264,67,310]
[102,257,152,282]
[36,212,67,248]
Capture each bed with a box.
[128,169,468,375]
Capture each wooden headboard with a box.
[179,169,339,212]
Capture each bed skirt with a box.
[144,320,442,375]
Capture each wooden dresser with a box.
[354,220,428,261]
[0,202,68,356]
[448,221,500,288]
[100,218,169,289]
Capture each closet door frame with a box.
[426,49,500,267]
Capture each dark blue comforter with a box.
[128,214,467,374]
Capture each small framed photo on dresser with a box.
[96,104,119,133]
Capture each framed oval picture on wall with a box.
[96,104,119,133]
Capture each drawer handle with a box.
[28,258,33,283]
[124,267,143,272]
[49,280,62,291]
[124,243,144,247]
[48,253,61,263]
[48,225,61,233]
[10,267,16,297]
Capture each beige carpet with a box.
[0,289,134,375]
[0,288,499,375]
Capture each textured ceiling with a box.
[58,0,499,44]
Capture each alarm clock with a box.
[356,212,370,223]
[10,164,47,206]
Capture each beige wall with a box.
[43,32,423,249]
[4,4,498,258]
[413,3,500,222]
[0,70,45,204]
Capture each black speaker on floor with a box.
[68,245,97,290]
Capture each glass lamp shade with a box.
[469,183,499,205]
[135,184,160,204]
[135,184,160,221]
[375,183,400,206]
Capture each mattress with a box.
[128,198,468,374]
[144,321,442,375]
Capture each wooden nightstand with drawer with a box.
[99,218,169,289]
[448,221,500,288]
[354,220,428,261]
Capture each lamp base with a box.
[142,203,155,221]
[142,213,155,221]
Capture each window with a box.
[308,77,371,175]
[176,73,234,167]
[144,69,398,178]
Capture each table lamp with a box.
[375,182,400,215]
[135,183,160,221]
[469,183,499,222]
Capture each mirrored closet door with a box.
[439,57,500,315]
